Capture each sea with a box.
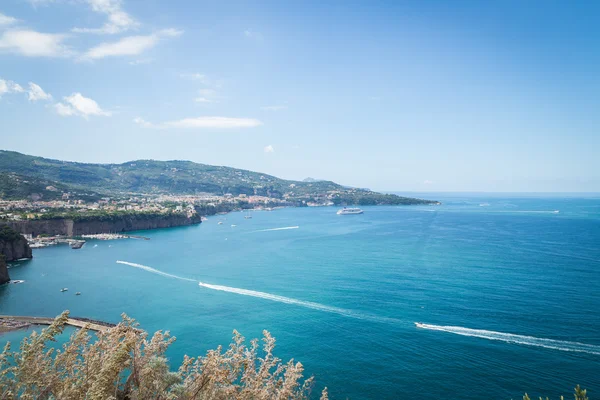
[1,193,599,399]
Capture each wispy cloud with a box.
[194,97,214,103]
[423,180,434,185]
[0,79,24,97]
[134,116,262,129]
[27,82,52,101]
[81,28,182,60]
[264,145,274,153]
[260,105,287,111]
[73,0,139,34]
[0,12,18,26]
[1,78,53,103]
[0,29,71,57]
[54,93,111,118]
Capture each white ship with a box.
[336,207,364,215]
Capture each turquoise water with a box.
[2,195,600,399]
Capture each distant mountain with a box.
[302,177,324,183]
[0,150,437,205]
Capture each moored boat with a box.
[337,207,364,215]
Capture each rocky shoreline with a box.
[0,225,33,284]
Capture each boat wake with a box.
[116,261,196,282]
[198,281,364,319]
[251,226,299,233]
[415,323,600,355]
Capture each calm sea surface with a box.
[2,194,599,399]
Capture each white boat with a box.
[218,221,224,225]
[60,288,68,292]
[337,207,364,215]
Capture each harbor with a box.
[26,233,150,249]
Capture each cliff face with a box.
[0,256,8,285]
[0,225,33,284]
[7,214,202,237]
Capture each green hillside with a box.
[0,172,101,202]
[0,150,436,205]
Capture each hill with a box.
[0,172,101,202]
[0,150,437,205]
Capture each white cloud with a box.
[423,180,434,185]
[54,93,111,118]
[27,82,52,101]
[132,116,152,127]
[260,105,287,111]
[73,0,139,34]
[81,29,182,60]
[264,145,274,153]
[0,79,24,97]
[54,102,75,116]
[0,13,18,26]
[134,116,262,129]
[194,97,213,103]
[0,29,71,57]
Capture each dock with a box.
[0,315,116,333]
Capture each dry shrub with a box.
[0,311,328,400]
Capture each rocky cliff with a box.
[0,225,33,284]
[0,256,8,285]
[7,213,202,237]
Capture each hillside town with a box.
[0,190,342,223]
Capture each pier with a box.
[0,315,116,333]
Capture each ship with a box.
[337,207,364,215]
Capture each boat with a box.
[75,292,81,296]
[414,322,425,328]
[337,207,364,215]
[244,215,252,219]
[231,224,237,227]
[70,241,85,249]
[218,221,224,225]
[61,288,68,292]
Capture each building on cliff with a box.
[0,225,33,284]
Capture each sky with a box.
[0,0,598,192]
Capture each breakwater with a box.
[0,315,116,333]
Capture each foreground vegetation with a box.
[523,386,588,400]
[0,312,327,399]
[0,311,587,399]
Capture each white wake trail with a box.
[251,226,299,233]
[117,261,395,323]
[416,323,600,355]
[199,281,354,316]
[116,261,196,282]
[198,281,391,322]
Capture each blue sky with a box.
[0,0,598,192]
